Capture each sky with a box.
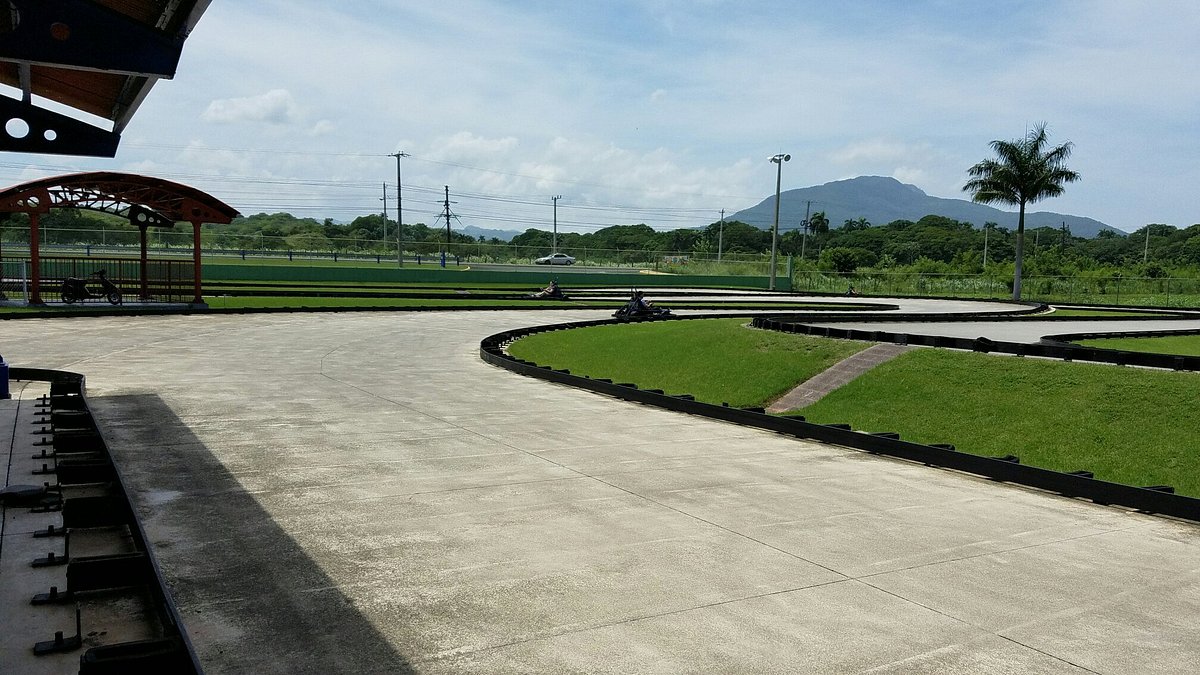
[2,0,1198,235]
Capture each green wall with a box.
[203,263,790,291]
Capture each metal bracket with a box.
[0,0,184,77]
[0,95,120,157]
[33,606,82,655]
[129,204,176,229]
[32,530,70,567]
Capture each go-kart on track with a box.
[2,296,1199,674]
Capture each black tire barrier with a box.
[9,367,201,674]
[480,320,1200,524]
[752,318,1200,372]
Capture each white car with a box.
[535,252,575,265]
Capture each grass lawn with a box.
[797,348,1200,496]
[507,318,868,408]
[509,320,1200,496]
[1075,334,1200,356]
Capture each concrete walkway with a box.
[0,309,1197,674]
[766,343,914,413]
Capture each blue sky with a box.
[2,0,1197,234]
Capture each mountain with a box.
[729,175,1117,238]
[458,224,523,242]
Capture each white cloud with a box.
[307,120,335,137]
[202,89,299,125]
[3,1,1198,230]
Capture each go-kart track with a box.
[2,295,1199,674]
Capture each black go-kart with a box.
[613,291,671,320]
[528,281,568,300]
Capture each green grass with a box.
[795,348,1200,496]
[507,318,867,407]
[509,319,1200,496]
[1075,334,1200,356]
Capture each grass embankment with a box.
[797,349,1200,496]
[508,319,1200,496]
[1075,334,1200,356]
[506,318,867,408]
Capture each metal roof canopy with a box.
[0,170,238,223]
[0,0,213,157]
[0,170,238,304]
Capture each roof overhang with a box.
[0,0,212,157]
[0,170,239,224]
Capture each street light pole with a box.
[768,153,790,291]
[389,151,409,266]
[983,223,990,271]
[718,208,725,263]
[381,183,388,241]
[552,195,562,253]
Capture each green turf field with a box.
[508,319,1200,496]
[1075,334,1200,356]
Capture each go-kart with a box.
[613,290,671,320]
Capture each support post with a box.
[139,225,149,300]
[30,211,42,304]
[191,221,203,304]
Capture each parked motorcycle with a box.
[61,270,122,305]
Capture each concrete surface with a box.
[0,308,1197,674]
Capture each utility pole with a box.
[380,183,389,240]
[442,185,452,268]
[389,151,409,266]
[717,209,725,263]
[800,200,812,261]
[983,223,989,271]
[1144,225,1151,264]
[552,195,562,253]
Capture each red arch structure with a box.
[0,171,238,304]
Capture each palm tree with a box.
[964,123,1079,300]
[800,211,829,260]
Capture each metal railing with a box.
[1,256,196,303]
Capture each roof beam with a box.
[0,94,120,157]
[0,0,186,77]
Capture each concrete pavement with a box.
[0,308,1197,673]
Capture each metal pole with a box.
[381,183,388,241]
[390,151,409,266]
[552,195,562,253]
[717,209,724,263]
[979,223,988,270]
[442,185,451,268]
[1144,226,1150,264]
[768,153,790,291]
[800,200,811,262]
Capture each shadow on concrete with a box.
[91,393,414,674]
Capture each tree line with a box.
[3,204,1196,277]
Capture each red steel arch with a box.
[0,171,239,304]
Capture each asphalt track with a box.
[1,300,1198,673]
